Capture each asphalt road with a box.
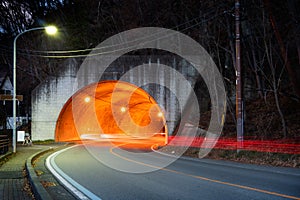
[46,143,300,200]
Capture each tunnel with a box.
[55,80,167,145]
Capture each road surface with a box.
[46,143,300,200]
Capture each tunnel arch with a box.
[55,80,167,143]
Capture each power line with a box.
[39,11,229,58]
[1,2,231,58]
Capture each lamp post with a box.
[12,25,57,153]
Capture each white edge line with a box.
[46,145,102,200]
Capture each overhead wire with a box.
[40,10,229,58]
[1,15,205,56]
[0,2,231,58]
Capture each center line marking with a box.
[110,144,300,200]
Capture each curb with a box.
[0,151,13,163]
[25,147,55,200]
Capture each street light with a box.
[45,26,57,35]
[12,25,57,153]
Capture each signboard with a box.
[17,131,25,142]
[0,94,23,101]
[6,117,29,129]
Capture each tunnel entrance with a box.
[55,80,167,144]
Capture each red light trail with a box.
[168,136,300,154]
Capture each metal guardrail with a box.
[0,135,9,154]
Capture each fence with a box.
[0,135,9,154]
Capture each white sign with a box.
[17,131,25,142]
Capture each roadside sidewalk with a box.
[0,144,61,200]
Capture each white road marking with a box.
[46,145,102,200]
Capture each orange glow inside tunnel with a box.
[55,80,167,146]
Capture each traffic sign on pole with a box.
[0,94,23,101]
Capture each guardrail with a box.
[0,135,9,154]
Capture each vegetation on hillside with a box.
[0,0,299,140]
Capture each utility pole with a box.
[235,0,244,152]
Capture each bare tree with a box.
[264,0,300,98]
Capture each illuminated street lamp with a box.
[45,26,57,35]
[12,25,57,153]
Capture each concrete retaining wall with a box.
[31,56,204,140]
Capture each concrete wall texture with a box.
[31,59,79,140]
[31,56,203,140]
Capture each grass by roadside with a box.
[158,146,300,168]
[0,152,13,167]
[32,139,55,145]
[206,149,299,168]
